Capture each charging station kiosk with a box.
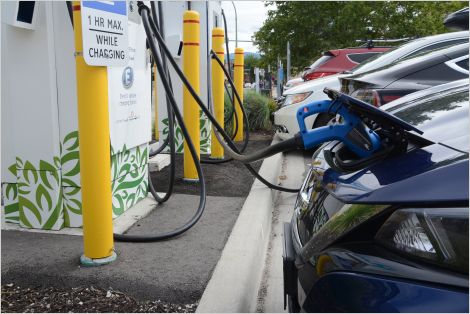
[1,1,222,230]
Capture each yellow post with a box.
[183,11,200,181]
[72,2,115,265]
[210,28,225,159]
[234,47,244,141]
[153,64,159,141]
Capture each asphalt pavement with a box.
[1,194,245,304]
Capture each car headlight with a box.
[283,92,312,107]
[375,208,468,273]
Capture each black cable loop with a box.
[144,5,299,193]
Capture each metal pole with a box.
[231,1,238,47]
[255,67,260,93]
[287,41,291,82]
[72,1,116,266]
[210,28,225,159]
[183,10,200,181]
[234,47,244,141]
[153,64,159,141]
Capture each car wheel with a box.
[287,295,301,313]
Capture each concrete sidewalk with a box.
[196,149,310,313]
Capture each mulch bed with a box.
[1,284,197,313]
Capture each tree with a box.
[244,54,260,82]
[253,1,467,72]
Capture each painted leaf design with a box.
[118,163,131,178]
[23,162,38,184]
[113,194,125,216]
[43,195,62,230]
[16,157,24,170]
[8,163,17,177]
[5,202,19,215]
[19,207,33,228]
[62,151,80,176]
[19,196,42,225]
[17,182,30,195]
[140,147,148,166]
[63,206,71,227]
[64,186,80,196]
[36,184,52,211]
[54,156,61,169]
[66,198,82,215]
[125,193,136,208]
[5,183,17,200]
[39,161,59,189]
[63,131,79,151]
[62,178,79,187]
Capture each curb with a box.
[196,138,284,313]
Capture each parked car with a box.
[302,46,390,81]
[283,80,469,312]
[284,77,305,91]
[444,7,469,30]
[340,43,469,106]
[273,30,469,140]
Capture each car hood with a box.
[315,141,468,205]
[283,74,345,95]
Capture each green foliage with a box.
[224,88,276,132]
[243,90,276,131]
[254,1,468,71]
[244,54,261,82]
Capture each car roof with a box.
[350,31,469,74]
[284,31,469,96]
[341,43,469,87]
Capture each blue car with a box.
[283,79,469,312]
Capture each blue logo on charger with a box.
[82,1,127,15]
[122,67,134,89]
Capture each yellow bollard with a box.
[234,47,244,141]
[183,10,200,181]
[72,2,116,265]
[153,64,159,141]
[210,28,225,159]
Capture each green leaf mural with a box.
[3,183,19,223]
[2,129,150,230]
[17,161,64,230]
[160,111,211,154]
[111,144,148,217]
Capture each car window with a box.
[309,55,334,70]
[347,52,381,64]
[405,38,469,59]
[456,58,469,70]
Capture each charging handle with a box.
[296,99,381,158]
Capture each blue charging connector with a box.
[296,99,381,158]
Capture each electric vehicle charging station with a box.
[0,1,221,231]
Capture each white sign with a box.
[108,20,151,153]
[81,1,129,66]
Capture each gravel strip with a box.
[1,284,197,313]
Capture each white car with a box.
[283,77,304,91]
[273,30,469,140]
